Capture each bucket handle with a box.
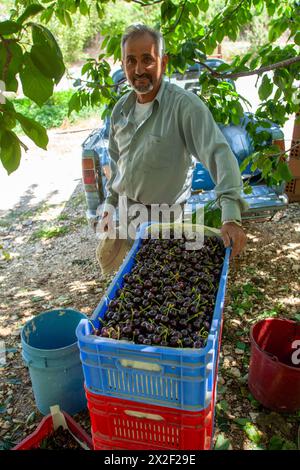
[124,410,164,421]
[118,359,162,373]
[23,357,49,367]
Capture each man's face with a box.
[122,33,168,102]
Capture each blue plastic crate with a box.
[76,224,230,411]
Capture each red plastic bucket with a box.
[248,318,300,412]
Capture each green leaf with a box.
[250,56,260,70]
[96,2,104,19]
[269,435,284,450]
[3,111,16,130]
[294,31,300,46]
[101,87,111,99]
[239,52,252,67]
[232,101,244,119]
[30,44,65,82]
[0,42,23,90]
[201,205,222,228]
[236,341,246,350]
[5,76,18,92]
[1,246,11,261]
[273,88,282,102]
[214,433,232,450]
[234,417,249,427]
[68,92,81,115]
[0,20,22,35]
[31,23,65,83]
[244,423,262,444]
[0,130,21,174]
[16,113,48,150]
[217,399,229,412]
[20,53,53,106]
[6,42,23,76]
[258,75,273,101]
[161,0,177,22]
[243,183,253,195]
[79,0,89,16]
[199,0,209,12]
[56,8,66,25]
[190,3,199,18]
[81,62,91,75]
[267,3,276,16]
[64,10,73,28]
[17,4,44,24]
[216,29,224,43]
[240,155,252,172]
[40,7,54,24]
[106,36,119,56]
[273,161,293,183]
[32,23,63,59]
[247,393,260,407]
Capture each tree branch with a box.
[1,39,13,82]
[274,141,300,158]
[18,137,29,153]
[164,0,188,36]
[204,0,248,40]
[68,75,127,89]
[131,0,163,6]
[194,55,300,79]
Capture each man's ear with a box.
[162,54,169,73]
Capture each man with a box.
[99,24,247,262]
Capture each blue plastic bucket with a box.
[21,308,87,415]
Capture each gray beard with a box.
[131,82,154,94]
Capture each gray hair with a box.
[121,24,165,57]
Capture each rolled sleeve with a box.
[181,96,248,221]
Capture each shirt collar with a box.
[121,79,167,116]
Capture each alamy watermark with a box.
[291,340,300,366]
[96,196,205,250]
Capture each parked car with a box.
[81,60,288,229]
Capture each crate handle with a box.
[119,359,162,372]
[124,410,164,421]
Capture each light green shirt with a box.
[105,79,248,221]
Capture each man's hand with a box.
[97,211,113,234]
[221,222,247,258]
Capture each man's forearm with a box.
[217,192,248,222]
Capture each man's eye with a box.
[127,58,135,65]
[144,57,153,65]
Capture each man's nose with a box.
[135,61,145,76]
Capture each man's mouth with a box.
[134,76,150,82]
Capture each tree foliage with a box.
[0,0,299,184]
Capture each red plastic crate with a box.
[12,411,93,450]
[86,382,217,451]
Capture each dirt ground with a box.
[0,129,300,449]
